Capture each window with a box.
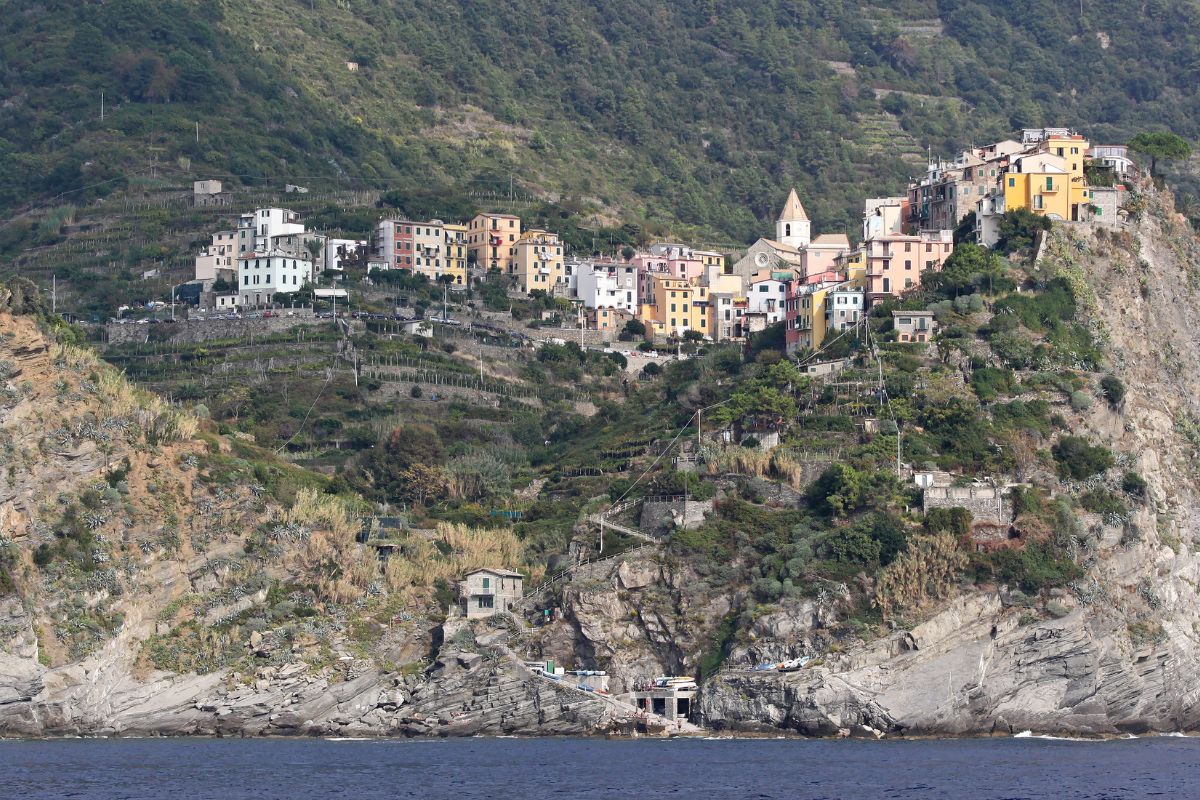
[905,260,912,270]
[883,278,890,293]
[1008,178,1015,188]
[482,577,490,589]
[1046,177,1054,190]
[925,243,932,252]
[904,242,912,252]
[477,596,494,609]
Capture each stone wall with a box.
[640,498,714,533]
[104,314,329,346]
[922,485,1008,525]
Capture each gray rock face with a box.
[700,592,1200,737]
[0,638,628,738]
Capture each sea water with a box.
[3,735,1197,799]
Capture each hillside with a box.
[4,179,1200,737]
[4,0,1200,249]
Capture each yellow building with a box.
[468,212,521,272]
[1002,151,1072,222]
[694,249,726,273]
[512,229,565,293]
[639,275,709,338]
[1040,132,1091,220]
[836,249,867,286]
[787,280,859,353]
[442,222,468,288]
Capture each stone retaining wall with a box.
[104,314,329,346]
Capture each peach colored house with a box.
[865,229,953,302]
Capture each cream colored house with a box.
[512,229,565,293]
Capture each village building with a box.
[324,238,367,273]
[443,222,469,287]
[638,274,709,338]
[709,292,749,342]
[630,676,697,723]
[1088,144,1133,176]
[893,310,938,343]
[747,270,790,326]
[194,230,238,281]
[512,229,565,293]
[732,189,851,284]
[575,261,639,312]
[468,212,521,272]
[237,251,313,307]
[238,208,307,256]
[460,568,524,619]
[785,279,852,354]
[588,306,635,335]
[865,229,953,302]
[192,179,230,207]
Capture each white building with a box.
[575,262,639,312]
[1088,144,1133,176]
[194,230,238,281]
[325,238,366,272]
[826,287,864,333]
[238,251,313,307]
[747,274,788,324]
[238,208,307,256]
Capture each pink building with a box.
[801,233,852,284]
[865,230,953,302]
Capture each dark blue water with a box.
[3,736,1198,799]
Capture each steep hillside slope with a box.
[692,184,1200,736]
[0,290,629,736]
[4,0,1200,244]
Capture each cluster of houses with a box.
[186,127,1127,354]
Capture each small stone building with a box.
[460,568,524,619]
[892,310,937,343]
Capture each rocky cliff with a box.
[517,182,1200,738]
[0,295,626,738]
[696,183,1200,736]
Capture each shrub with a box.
[410,385,423,398]
[641,362,661,377]
[1079,489,1127,517]
[1069,390,1092,412]
[925,506,973,537]
[1121,471,1148,498]
[1051,436,1114,479]
[1100,375,1125,406]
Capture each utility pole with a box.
[195,122,200,145]
[100,91,104,122]
[443,282,448,322]
[897,429,902,479]
[51,275,56,315]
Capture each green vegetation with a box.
[1052,436,1114,480]
[1128,131,1192,177]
